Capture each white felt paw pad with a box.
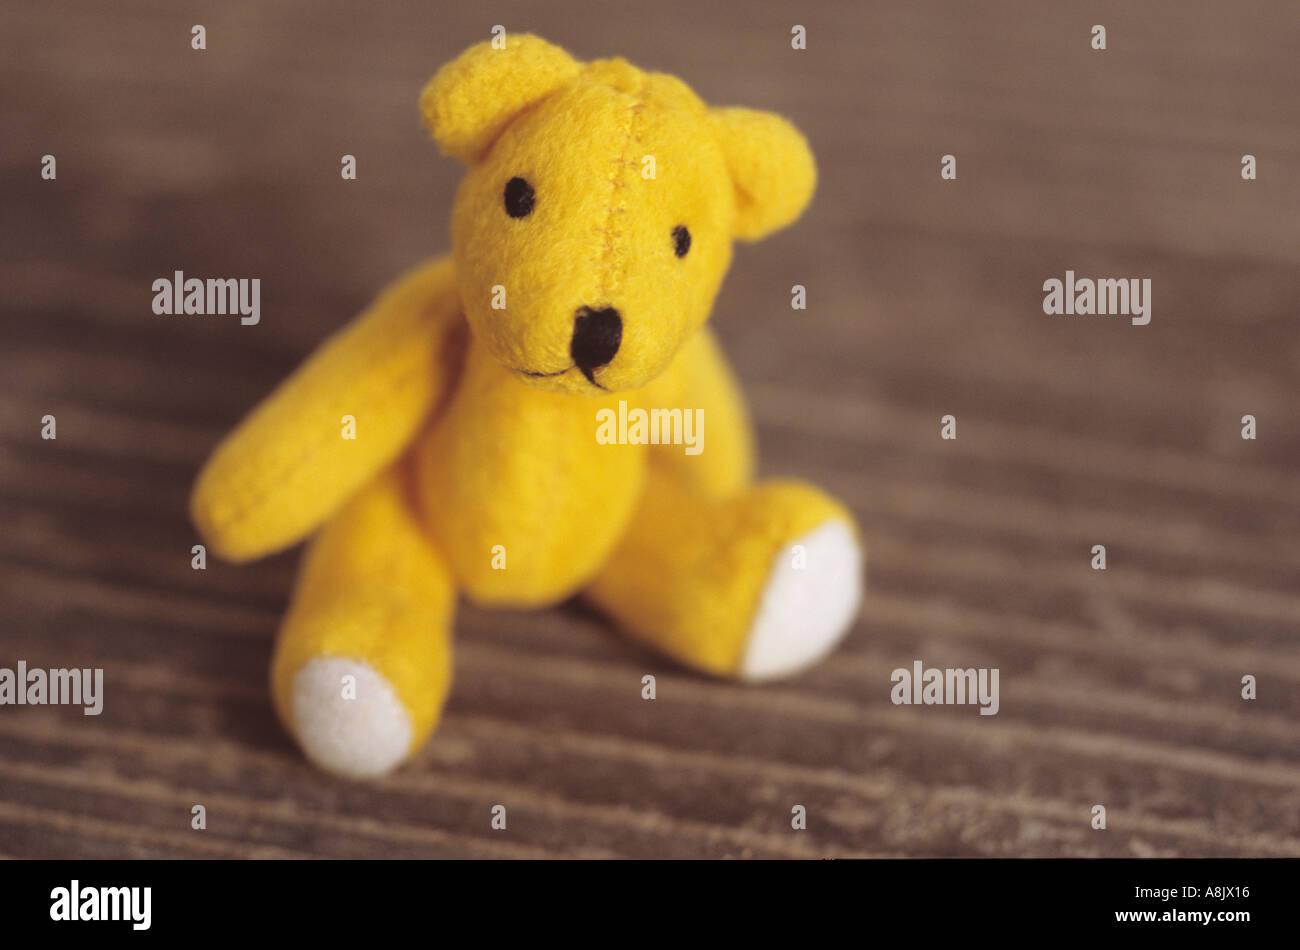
[291,656,412,778]
[739,520,863,682]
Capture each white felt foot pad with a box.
[739,520,863,682]
[291,656,412,778]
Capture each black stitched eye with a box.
[504,177,535,218]
[672,225,691,257]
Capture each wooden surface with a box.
[2,0,1298,858]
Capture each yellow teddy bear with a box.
[190,34,864,777]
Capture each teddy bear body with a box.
[414,294,655,605]
[191,36,864,777]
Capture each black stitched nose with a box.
[571,306,622,379]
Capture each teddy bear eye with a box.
[672,225,691,258]
[504,177,535,218]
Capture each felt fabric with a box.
[189,257,464,562]
[710,107,818,241]
[290,657,413,778]
[420,34,581,164]
[646,326,755,499]
[271,465,454,758]
[586,473,856,676]
[190,34,860,777]
[433,34,815,397]
[738,519,863,681]
[413,331,649,606]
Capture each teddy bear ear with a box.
[709,108,817,241]
[420,34,581,164]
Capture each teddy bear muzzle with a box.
[570,305,622,384]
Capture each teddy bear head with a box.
[420,34,816,394]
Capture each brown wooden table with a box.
[2,0,1297,858]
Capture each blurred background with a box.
[1,0,1297,857]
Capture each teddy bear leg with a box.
[270,464,455,778]
[585,470,863,681]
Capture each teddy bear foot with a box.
[737,519,863,682]
[289,656,414,778]
[586,477,863,680]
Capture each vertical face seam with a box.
[591,77,648,307]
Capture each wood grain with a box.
[1,0,1297,858]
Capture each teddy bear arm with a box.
[190,257,464,562]
[647,326,755,497]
